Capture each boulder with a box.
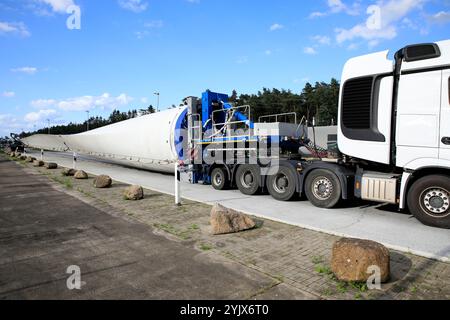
[25,156,36,163]
[45,162,58,169]
[94,175,112,188]
[124,185,144,200]
[331,238,390,283]
[74,170,89,179]
[62,168,77,176]
[33,160,45,167]
[19,155,27,161]
[210,203,256,235]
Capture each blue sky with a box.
[1,0,449,136]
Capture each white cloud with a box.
[31,93,134,112]
[309,0,360,18]
[0,114,26,136]
[186,0,200,3]
[329,0,360,15]
[347,43,359,50]
[236,56,248,64]
[0,114,15,125]
[2,91,15,98]
[294,77,310,84]
[11,67,38,75]
[0,21,31,37]
[144,20,164,28]
[31,99,57,108]
[429,11,450,24]
[265,50,272,55]
[312,35,331,45]
[335,0,425,45]
[309,11,327,18]
[269,23,284,31]
[36,0,75,13]
[118,0,148,13]
[303,47,317,55]
[135,31,149,39]
[24,109,57,123]
[136,20,164,38]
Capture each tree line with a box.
[17,79,339,138]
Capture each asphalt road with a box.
[27,150,450,262]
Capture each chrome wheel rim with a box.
[420,187,450,218]
[312,176,333,200]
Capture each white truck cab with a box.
[338,40,450,228]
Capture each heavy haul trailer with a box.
[183,40,450,229]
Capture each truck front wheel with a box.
[407,175,450,229]
[305,169,341,208]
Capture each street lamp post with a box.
[86,110,90,131]
[47,119,50,134]
[154,92,160,113]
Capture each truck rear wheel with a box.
[407,175,450,229]
[305,169,341,208]
[211,167,228,190]
[236,165,260,195]
[267,166,297,201]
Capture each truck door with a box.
[440,70,450,161]
[396,70,442,168]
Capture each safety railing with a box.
[188,113,202,144]
[211,105,252,140]
[258,112,297,124]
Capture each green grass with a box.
[153,223,192,240]
[336,281,348,293]
[77,187,93,198]
[199,243,213,251]
[50,175,73,189]
[322,288,334,297]
[314,264,332,275]
[311,255,324,265]
[354,292,362,300]
[311,255,369,298]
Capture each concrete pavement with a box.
[27,150,450,262]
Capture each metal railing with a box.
[211,105,252,140]
[258,112,297,124]
[188,113,202,144]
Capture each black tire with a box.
[305,169,341,208]
[267,166,297,201]
[235,165,260,195]
[407,175,450,229]
[211,167,228,190]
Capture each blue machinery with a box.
[184,90,309,185]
